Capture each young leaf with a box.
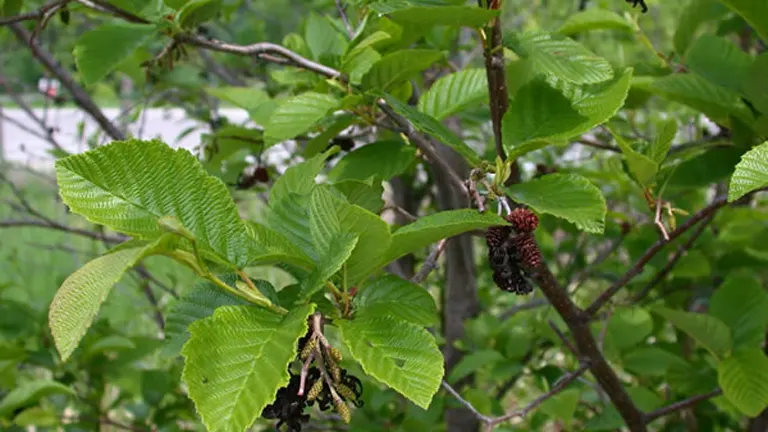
[265,194,318,262]
[649,118,677,165]
[558,9,632,35]
[264,93,340,147]
[342,47,382,85]
[717,0,768,43]
[56,139,258,268]
[338,316,443,409]
[378,93,483,166]
[609,129,658,186]
[309,186,342,254]
[0,381,75,417]
[163,278,247,356]
[385,5,498,27]
[182,304,314,432]
[332,179,385,213]
[362,49,444,91]
[718,348,768,417]
[652,307,732,360]
[177,0,221,28]
[354,274,438,326]
[383,209,507,264]
[328,140,416,182]
[270,146,339,204]
[305,13,347,60]
[506,31,614,84]
[728,141,768,202]
[506,174,607,234]
[301,233,358,299]
[709,273,768,349]
[73,23,157,85]
[417,68,488,121]
[49,238,167,361]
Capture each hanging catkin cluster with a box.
[486,208,542,294]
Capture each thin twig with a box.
[633,214,714,303]
[0,219,124,242]
[548,320,579,358]
[644,388,722,422]
[0,0,69,25]
[411,238,448,284]
[488,362,590,426]
[441,380,493,423]
[335,0,354,38]
[585,193,740,317]
[499,298,548,321]
[654,197,670,240]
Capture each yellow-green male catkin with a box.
[307,379,324,402]
[300,337,317,360]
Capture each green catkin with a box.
[329,346,343,362]
[336,383,357,401]
[307,379,324,402]
[300,337,317,360]
[334,397,352,424]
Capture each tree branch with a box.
[633,214,714,303]
[478,0,508,162]
[644,389,722,423]
[585,193,740,317]
[411,238,448,284]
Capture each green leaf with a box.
[163,279,247,356]
[650,73,754,127]
[335,199,392,284]
[177,0,221,28]
[309,186,342,254]
[304,114,356,157]
[506,31,614,84]
[447,350,505,383]
[342,47,382,85]
[56,139,257,268]
[674,0,726,54]
[502,79,588,151]
[363,49,444,91]
[73,23,157,85]
[686,35,752,93]
[605,308,653,352]
[718,348,768,417]
[332,178,385,213]
[12,406,59,427]
[338,316,443,409]
[745,54,768,113]
[608,129,658,186]
[354,274,438,326]
[652,307,732,359]
[649,118,677,165]
[622,347,688,376]
[49,238,167,361]
[418,69,487,121]
[539,388,581,423]
[728,141,768,202]
[270,146,338,204]
[244,221,314,268]
[205,87,270,112]
[386,5,498,27]
[265,194,318,262]
[1,0,22,16]
[264,93,340,147]
[328,140,416,182]
[301,233,358,298]
[0,381,75,417]
[305,13,347,60]
[717,0,768,43]
[383,209,507,264]
[710,273,768,348]
[558,9,632,35]
[182,304,314,432]
[379,93,482,166]
[506,173,607,233]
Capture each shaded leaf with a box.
[506,174,607,233]
[73,23,157,85]
[328,140,416,182]
[264,93,340,146]
[363,49,444,91]
[0,381,74,417]
[652,307,732,359]
[710,273,768,348]
[718,348,768,416]
[559,9,632,35]
[418,69,488,121]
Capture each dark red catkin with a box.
[485,209,537,295]
[505,208,543,271]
